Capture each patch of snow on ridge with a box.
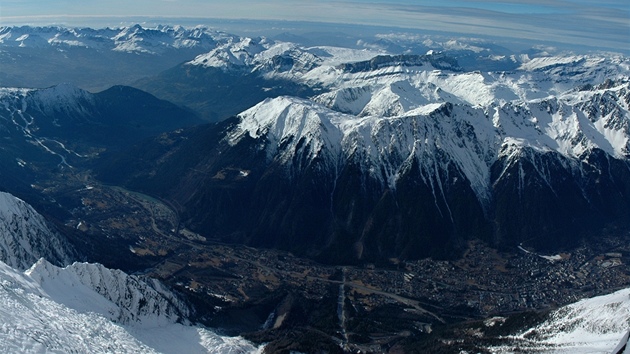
[306,45,386,66]
[314,85,374,115]
[230,96,344,167]
[490,287,630,353]
[519,55,587,71]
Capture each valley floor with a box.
[41,168,630,352]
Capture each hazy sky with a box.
[0,0,628,52]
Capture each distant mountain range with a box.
[0,25,226,90]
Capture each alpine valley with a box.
[0,24,629,353]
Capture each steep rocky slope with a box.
[0,191,75,270]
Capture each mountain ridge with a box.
[97,51,630,262]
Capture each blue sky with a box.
[0,0,628,52]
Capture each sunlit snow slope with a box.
[490,287,630,353]
[0,260,262,354]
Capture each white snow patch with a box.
[490,287,630,353]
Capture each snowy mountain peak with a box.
[188,35,268,68]
[27,83,94,114]
[231,96,344,168]
[229,70,629,206]
[0,192,75,270]
[189,37,323,75]
[232,96,492,202]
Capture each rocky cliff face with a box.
[0,191,76,270]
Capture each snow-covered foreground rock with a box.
[490,287,630,353]
[0,191,259,353]
[26,259,190,326]
[0,259,262,353]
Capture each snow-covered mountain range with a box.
[0,23,629,351]
[106,36,630,261]
[0,25,241,90]
[2,25,626,262]
[185,33,628,100]
[231,76,630,200]
[138,29,630,121]
[0,24,223,54]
